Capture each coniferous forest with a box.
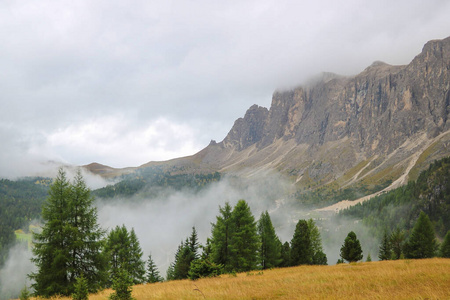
[0,157,449,298]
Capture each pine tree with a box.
[257,211,282,269]
[189,227,200,260]
[19,286,30,300]
[128,228,146,284]
[405,211,437,259]
[210,202,233,269]
[389,228,405,260]
[340,231,363,263]
[146,254,163,283]
[30,169,106,297]
[290,220,313,265]
[307,219,327,265]
[172,239,194,279]
[440,230,450,258]
[72,274,89,300]
[109,269,134,300]
[228,200,259,272]
[105,225,145,285]
[378,230,392,260]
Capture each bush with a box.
[188,259,223,280]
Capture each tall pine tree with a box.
[210,202,233,269]
[290,220,313,266]
[405,211,437,259]
[105,225,145,285]
[307,219,327,265]
[228,200,259,272]
[30,169,106,297]
[378,230,392,260]
[257,211,282,269]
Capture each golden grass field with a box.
[34,258,450,300]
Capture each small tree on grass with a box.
[404,211,437,259]
[19,286,30,300]
[146,254,163,283]
[109,269,134,300]
[340,231,363,263]
[378,230,392,260]
[73,274,89,300]
[188,259,223,280]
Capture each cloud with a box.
[1,0,450,174]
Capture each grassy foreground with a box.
[35,258,450,300]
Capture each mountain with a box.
[86,36,450,206]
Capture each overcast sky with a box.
[1,0,450,177]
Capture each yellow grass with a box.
[33,258,450,300]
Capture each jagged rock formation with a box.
[87,36,450,205]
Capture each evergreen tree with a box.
[210,202,233,269]
[378,230,392,260]
[440,230,450,258]
[405,211,437,259]
[366,253,372,262]
[72,274,89,300]
[128,228,146,284]
[257,211,282,269]
[30,169,106,297]
[189,227,200,260]
[280,241,291,267]
[19,286,30,300]
[146,254,163,283]
[109,269,134,300]
[291,220,313,265]
[105,225,145,285]
[307,219,327,265]
[340,231,363,263]
[172,239,195,280]
[228,200,259,272]
[390,228,405,260]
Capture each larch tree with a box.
[405,211,437,259]
[290,219,313,266]
[307,219,327,265]
[378,230,392,260]
[30,169,106,297]
[228,200,259,272]
[440,230,450,258]
[257,211,282,269]
[210,202,233,270]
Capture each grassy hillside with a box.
[35,258,450,300]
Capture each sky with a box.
[1,0,450,177]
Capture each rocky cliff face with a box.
[88,37,450,206]
[194,36,450,200]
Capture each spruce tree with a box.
[105,225,145,285]
[340,231,363,263]
[307,219,327,265]
[405,211,437,259]
[378,230,392,260]
[146,254,163,283]
[290,220,313,265]
[389,228,405,260]
[257,211,282,269]
[228,200,259,272]
[30,169,106,297]
[72,274,89,300]
[440,230,450,258]
[128,228,146,284]
[210,202,233,269]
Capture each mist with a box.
[0,172,380,296]
[0,243,35,300]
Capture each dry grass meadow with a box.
[34,258,450,300]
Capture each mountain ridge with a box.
[84,36,450,206]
